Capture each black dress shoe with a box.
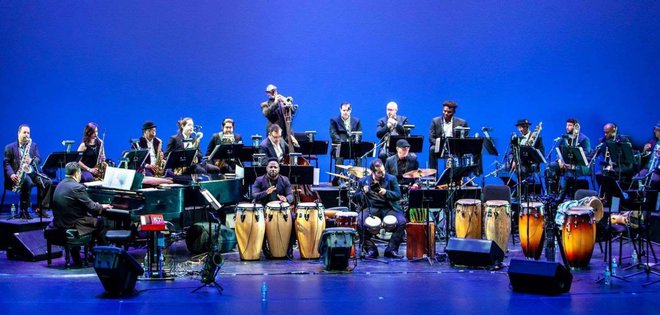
[365,247,379,258]
[384,250,402,259]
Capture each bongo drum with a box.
[454,199,482,239]
[562,207,596,269]
[382,215,398,232]
[235,203,266,261]
[364,216,382,235]
[519,201,545,260]
[295,202,326,259]
[484,200,511,252]
[264,201,292,259]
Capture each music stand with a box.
[118,149,148,170]
[408,188,448,264]
[447,138,483,158]
[336,141,375,160]
[436,165,476,187]
[297,140,329,168]
[237,147,257,165]
[42,151,83,180]
[164,149,197,170]
[209,144,243,161]
[483,137,498,156]
[605,140,634,179]
[280,165,316,186]
[388,136,424,153]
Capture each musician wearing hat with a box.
[506,119,545,184]
[135,120,164,177]
[377,101,409,162]
[385,139,420,189]
[354,159,406,259]
[260,84,298,147]
[428,100,469,170]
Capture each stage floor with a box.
[1,230,659,315]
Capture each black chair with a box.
[482,185,515,246]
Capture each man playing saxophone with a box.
[135,121,164,177]
[206,118,243,173]
[4,124,52,218]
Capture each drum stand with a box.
[623,195,660,286]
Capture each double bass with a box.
[280,96,321,203]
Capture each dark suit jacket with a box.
[52,177,104,231]
[165,132,203,161]
[429,116,468,145]
[376,115,409,140]
[263,98,297,139]
[258,138,289,165]
[252,174,294,204]
[354,173,403,212]
[385,153,420,186]
[329,116,362,143]
[205,133,243,157]
[136,136,162,165]
[4,141,42,188]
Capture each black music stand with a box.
[164,149,197,170]
[483,137,498,156]
[388,136,424,153]
[280,165,315,186]
[409,189,448,264]
[604,140,634,180]
[42,151,83,180]
[209,144,243,162]
[557,146,588,169]
[297,140,329,168]
[118,149,149,171]
[237,147,257,165]
[336,142,375,160]
[447,138,483,158]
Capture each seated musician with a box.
[354,159,406,259]
[595,123,634,178]
[377,101,409,163]
[329,102,362,185]
[206,118,243,173]
[135,120,164,177]
[77,122,107,183]
[3,124,52,218]
[51,162,111,266]
[385,139,420,189]
[428,100,468,170]
[632,121,660,190]
[507,119,545,180]
[258,124,289,165]
[165,117,220,175]
[549,118,592,200]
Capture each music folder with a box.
[388,135,424,153]
[556,146,588,167]
[209,143,243,161]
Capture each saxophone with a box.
[93,134,107,181]
[648,142,660,171]
[152,140,165,177]
[12,138,33,192]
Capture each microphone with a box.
[481,127,494,132]
[511,133,519,146]
[61,140,75,146]
[129,138,140,144]
[553,137,562,142]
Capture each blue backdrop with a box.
[2,1,658,189]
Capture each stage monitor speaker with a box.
[445,238,504,267]
[7,229,62,261]
[92,246,143,296]
[508,259,573,295]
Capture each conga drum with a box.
[454,199,482,239]
[234,203,266,261]
[295,202,326,259]
[264,201,292,259]
[519,201,545,260]
[484,200,511,252]
[562,206,596,269]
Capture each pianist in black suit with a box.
[52,162,110,264]
[258,124,290,166]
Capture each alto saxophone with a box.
[12,138,33,192]
[152,140,165,177]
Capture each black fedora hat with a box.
[515,119,531,127]
[142,121,157,131]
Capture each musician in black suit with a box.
[548,118,591,200]
[385,139,420,189]
[428,100,469,170]
[377,101,409,162]
[165,117,220,175]
[206,118,243,173]
[595,122,634,179]
[135,121,163,177]
[354,159,406,259]
[329,102,362,184]
[3,124,52,218]
[259,124,290,165]
[51,162,110,265]
[260,84,298,147]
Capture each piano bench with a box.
[44,227,93,269]
[105,230,132,250]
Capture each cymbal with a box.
[403,168,437,178]
[348,166,371,178]
[335,164,352,170]
[326,172,350,181]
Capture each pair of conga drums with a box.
[454,199,511,253]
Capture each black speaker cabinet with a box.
[508,259,573,295]
[93,246,143,296]
[7,229,62,261]
[445,238,504,267]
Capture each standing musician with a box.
[329,102,362,184]
[206,118,243,173]
[258,124,289,165]
[377,101,409,163]
[134,120,164,177]
[77,122,107,183]
[429,100,469,170]
[4,124,52,218]
[354,159,406,259]
[632,121,660,190]
[260,84,298,147]
[385,139,420,189]
[165,117,220,175]
[549,118,591,200]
